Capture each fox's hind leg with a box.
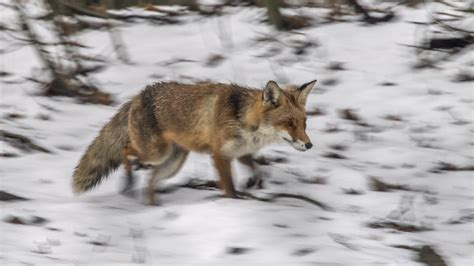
[238,154,264,189]
[121,143,139,195]
[122,160,135,195]
[146,146,188,205]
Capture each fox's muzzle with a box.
[279,130,313,151]
[290,139,312,151]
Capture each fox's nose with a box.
[305,142,313,150]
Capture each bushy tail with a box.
[72,101,132,193]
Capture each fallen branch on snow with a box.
[0,130,51,154]
[159,179,332,211]
[237,191,333,211]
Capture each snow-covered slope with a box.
[1,2,473,265]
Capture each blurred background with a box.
[0,0,473,265]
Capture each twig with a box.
[432,18,474,34]
[9,36,89,48]
[0,130,51,153]
[433,0,457,8]
[434,11,465,18]
[238,191,333,211]
[13,2,58,76]
[398,43,454,53]
[345,0,394,24]
[58,0,177,24]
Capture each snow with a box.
[1,1,473,265]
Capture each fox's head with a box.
[260,80,316,152]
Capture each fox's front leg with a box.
[212,153,237,198]
[238,154,264,189]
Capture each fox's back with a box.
[131,82,258,152]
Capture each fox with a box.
[72,80,316,205]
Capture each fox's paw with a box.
[235,191,250,200]
[121,183,137,197]
[222,189,249,200]
[121,189,137,198]
[144,197,161,206]
[224,192,247,200]
[134,162,153,171]
[144,190,161,206]
[246,176,264,189]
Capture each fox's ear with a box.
[263,80,282,108]
[296,80,317,107]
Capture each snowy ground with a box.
[1,1,473,265]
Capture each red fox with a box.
[72,80,316,205]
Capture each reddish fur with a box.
[72,80,316,204]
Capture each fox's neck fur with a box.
[220,91,282,158]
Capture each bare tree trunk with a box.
[44,0,83,72]
[264,0,283,30]
[13,1,113,104]
[13,1,72,95]
[108,27,131,63]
